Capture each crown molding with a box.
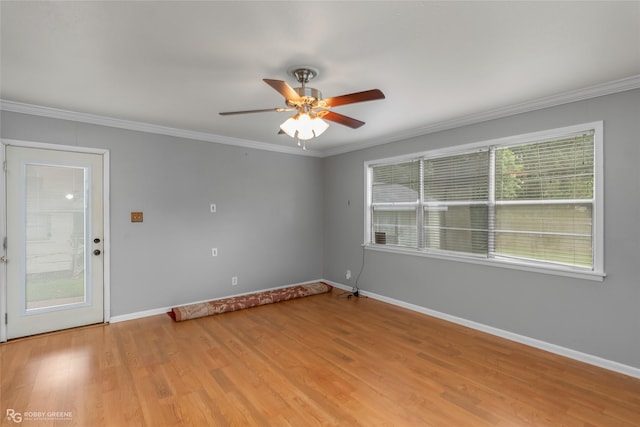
[0,100,324,158]
[2,75,639,159]
[322,74,640,157]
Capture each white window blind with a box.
[371,161,420,247]
[494,132,595,267]
[423,150,489,255]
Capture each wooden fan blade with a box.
[219,108,291,116]
[322,111,365,129]
[263,79,301,101]
[323,89,385,107]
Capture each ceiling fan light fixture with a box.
[279,113,329,141]
[221,66,384,148]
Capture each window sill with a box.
[364,244,606,282]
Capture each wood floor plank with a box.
[2,289,640,426]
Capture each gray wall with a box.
[323,89,640,369]
[1,111,324,316]
[2,89,639,370]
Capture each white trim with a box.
[323,75,640,156]
[363,121,603,167]
[0,100,323,158]
[102,150,111,323]
[0,143,7,342]
[323,280,640,380]
[0,138,108,155]
[0,139,111,341]
[109,279,324,323]
[109,306,172,324]
[363,166,373,247]
[364,244,605,282]
[2,75,639,158]
[592,121,605,276]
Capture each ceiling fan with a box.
[219,66,385,149]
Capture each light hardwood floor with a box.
[2,289,640,426]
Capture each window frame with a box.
[364,121,605,281]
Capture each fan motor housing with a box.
[287,86,323,108]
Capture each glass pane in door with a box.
[25,164,87,310]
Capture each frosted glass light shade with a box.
[279,113,329,141]
[279,116,299,138]
[296,114,314,140]
[310,117,329,137]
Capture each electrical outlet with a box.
[211,248,218,257]
[232,276,238,286]
[210,203,216,213]
[346,270,351,280]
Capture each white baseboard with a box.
[109,306,172,323]
[323,280,640,380]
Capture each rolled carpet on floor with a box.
[170,282,333,321]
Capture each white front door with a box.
[5,145,105,339]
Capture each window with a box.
[371,160,420,247]
[423,150,489,255]
[365,122,604,279]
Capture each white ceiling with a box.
[1,1,639,156]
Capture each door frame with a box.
[0,138,111,342]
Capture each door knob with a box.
[94,238,101,244]
[93,249,101,256]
